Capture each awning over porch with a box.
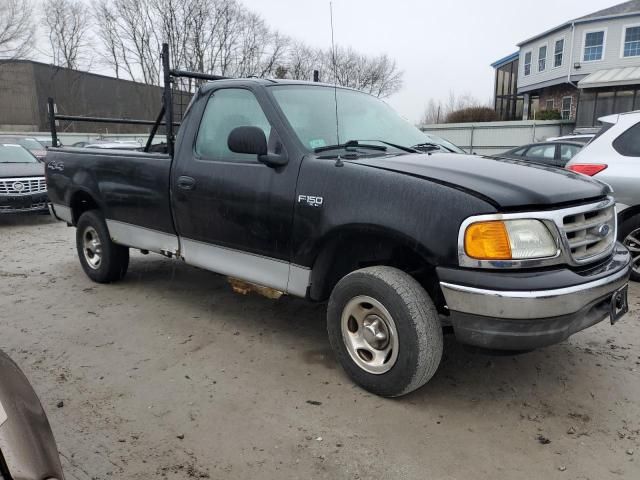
[578,67,640,89]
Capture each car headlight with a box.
[464,219,557,260]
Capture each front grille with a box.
[561,203,615,263]
[0,177,46,195]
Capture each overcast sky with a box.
[240,0,620,122]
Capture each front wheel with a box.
[76,210,129,283]
[327,266,443,397]
[619,214,640,282]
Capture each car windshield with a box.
[0,137,43,151]
[0,144,39,163]
[270,85,463,154]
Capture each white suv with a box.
[566,111,640,280]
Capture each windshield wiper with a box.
[411,142,443,152]
[364,140,419,153]
[314,140,387,153]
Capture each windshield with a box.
[0,137,44,151]
[0,144,39,163]
[270,85,463,154]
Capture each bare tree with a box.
[42,0,91,69]
[421,91,489,124]
[317,46,403,98]
[0,0,34,60]
[90,0,404,99]
[94,0,124,78]
[287,41,321,81]
[420,99,443,125]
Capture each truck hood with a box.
[354,153,609,208]
[0,162,45,178]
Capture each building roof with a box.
[0,58,162,89]
[578,66,640,88]
[517,0,640,46]
[490,51,519,68]
[575,0,640,21]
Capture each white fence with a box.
[0,131,166,147]
[420,120,576,156]
[6,120,576,155]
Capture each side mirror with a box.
[227,126,288,167]
[228,126,267,156]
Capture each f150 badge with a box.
[298,195,323,207]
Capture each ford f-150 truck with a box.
[46,78,631,397]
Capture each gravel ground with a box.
[1,214,639,480]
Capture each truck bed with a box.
[47,147,177,243]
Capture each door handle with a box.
[177,176,196,190]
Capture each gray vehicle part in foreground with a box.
[0,350,64,479]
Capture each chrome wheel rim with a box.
[82,226,102,270]
[623,228,640,275]
[341,295,399,374]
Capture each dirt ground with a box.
[0,214,639,480]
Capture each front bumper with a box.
[438,243,631,350]
[0,193,49,214]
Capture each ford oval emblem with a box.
[12,181,25,192]
[597,224,610,238]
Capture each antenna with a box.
[330,1,340,145]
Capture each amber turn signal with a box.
[464,221,512,260]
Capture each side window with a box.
[195,89,271,162]
[560,144,580,161]
[526,144,556,160]
[613,121,640,157]
[512,147,527,156]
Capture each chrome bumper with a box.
[441,249,630,320]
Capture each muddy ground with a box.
[0,215,639,479]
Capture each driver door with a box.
[172,87,298,291]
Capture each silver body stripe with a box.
[51,203,73,223]
[181,238,289,291]
[106,220,180,255]
[101,220,310,297]
[287,264,312,297]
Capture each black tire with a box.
[619,214,640,282]
[327,266,443,397]
[76,210,129,283]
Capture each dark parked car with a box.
[0,136,47,161]
[0,350,65,480]
[0,144,48,214]
[498,141,583,167]
[46,79,630,397]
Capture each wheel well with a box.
[70,191,99,225]
[309,232,445,311]
[618,204,640,229]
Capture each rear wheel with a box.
[327,266,443,397]
[619,214,640,282]
[76,210,129,283]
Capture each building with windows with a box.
[492,0,640,127]
[491,52,524,120]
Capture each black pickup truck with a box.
[46,79,631,397]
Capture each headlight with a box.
[464,219,557,260]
